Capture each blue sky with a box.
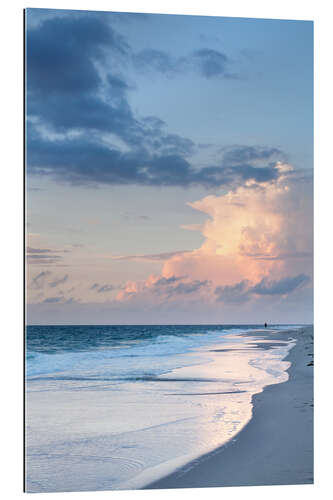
[25,8,313,324]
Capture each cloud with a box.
[26,163,312,319]
[26,15,128,96]
[219,145,285,165]
[215,274,310,303]
[27,254,63,265]
[160,166,313,308]
[28,130,284,188]
[116,274,211,302]
[154,275,185,285]
[133,48,232,79]
[26,14,199,186]
[26,245,68,265]
[31,271,51,289]
[113,166,312,310]
[28,89,140,145]
[90,283,119,293]
[27,247,53,253]
[190,49,229,78]
[26,13,283,189]
[111,250,191,262]
[43,296,63,303]
[49,274,69,288]
[96,284,117,293]
[215,280,251,303]
[149,275,210,297]
[25,15,152,157]
[29,271,72,305]
[170,279,211,295]
[251,274,309,295]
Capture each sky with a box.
[25,8,313,325]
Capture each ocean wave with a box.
[26,326,300,379]
[26,327,247,378]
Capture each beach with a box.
[26,324,312,492]
[147,326,314,489]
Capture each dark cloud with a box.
[41,294,78,305]
[26,14,286,189]
[27,254,62,265]
[43,296,63,303]
[171,279,211,295]
[146,275,210,297]
[28,91,141,146]
[154,276,186,286]
[26,13,201,186]
[97,285,117,293]
[26,14,146,153]
[26,15,129,96]
[28,134,145,184]
[27,247,53,254]
[27,247,69,255]
[26,14,194,151]
[151,134,195,156]
[215,280,251,303]
[49,274,69,288]
[26,246,68,265]
[31,271,51,289]
[215,274,310,303]
[251,274,309,295]
[28,130,282,188]
[153,277,210,296]
[191,163,281,187]
[142,116,166,133]
[107,74,130,91]
[220,146,285,165]
[133,48,231,79]
[90,283,119,293]
[190,49,229,78]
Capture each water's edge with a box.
[25,325,304,492]
[119,328,297,490]
[146,326,312,489]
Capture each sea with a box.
[25,324,302,493]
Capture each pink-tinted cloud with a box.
[27,163,312,323]
[116,163,312,311]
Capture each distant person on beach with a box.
[264,322,267,328]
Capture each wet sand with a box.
[146,326,313,489]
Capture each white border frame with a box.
[1,1,331,499]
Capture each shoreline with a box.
[145,326,313,490]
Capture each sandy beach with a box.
[146,326,313,489]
